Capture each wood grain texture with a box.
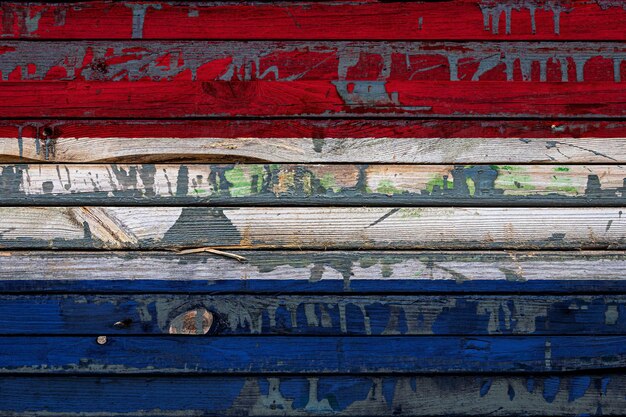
[3,120,626,164]
[5,136,626,164]
[2,335,626,374]
[2,374,626,416]
[3,294,625,336]
[1,1,625,41]
[0,206,624,250]
[3,251,626,294]
[0,80,623,118]
[0,41,624,83]
[4,119,626,140]
[2,163,625,206]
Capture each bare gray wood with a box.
[1,251,626,293]
[0,206,624,249]
[2,137,626,163]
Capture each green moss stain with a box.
[224,166,253,197]
[547,174,579,195]
[494,165,535,192]
[319,173,342,193]
[466,178,476,196]
[554,167,570,172]
[426,175,452,193]
[377,180,402,195]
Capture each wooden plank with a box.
[4,119,626,140]
[2,251,626,294]
[0,206,624,250]
[2,335,625,374]
[5,136,626,164]
[2,163,625,207]
[0,41,624,83]
[1,1,624,41]
[3,294,625,336]
[2,375,626,416]
[3,120,626,164]
[0,80,622,118]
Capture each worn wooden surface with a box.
[3,120,626,164]
[2,294,625,336]
[0,206,624,250]
[3,374,626,416]
[5,374,626,416]
[1,0,624,415]
[2,251,626,294]
[1,41,624,83]
[1,1,625,40]
[4,335,626,374]
[4,136,626,164]
[0,80,623,118]
[2,163,625,206]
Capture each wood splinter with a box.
[175,247,247,263]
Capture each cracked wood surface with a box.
[0,206,625,250]
[1,1,625,41]
[4,374,626,416]
[2,335,626,374]
[2,250,625,294]
[2,294,625,336]
[0,81,623,118]
[1,163,625,207]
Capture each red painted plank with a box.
[0,41,623,83]
[1,1,625,40]
[3,119,625,140]
[0,80,622,118]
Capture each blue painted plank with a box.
[1,374,625,416]
[1,294,625,336]
[2,251,626,294]
[1,336,625,374]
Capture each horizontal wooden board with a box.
[3,120,626,164]
[2,335,625,374]
[0,206,625,250]
[0,80,623,118]
[2,374,626,416]
[5,119,626,140]
[3,294,625,336]
[1,41,624,83]
[1,1,625,40]
[3,251,626,294]
[5,136,626,164]
[2,163,625,207]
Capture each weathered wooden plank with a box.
[2,374,626,416]
[1,41,624,83]
[3,120,626,164]
[2,163,625,207]
[5,119,626,140]
[1,1,625,41]
[3,294,625,336]
[2,335,625,374]
[2,251,626,294]
[0,81,623,118]
[0,206,624,250]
